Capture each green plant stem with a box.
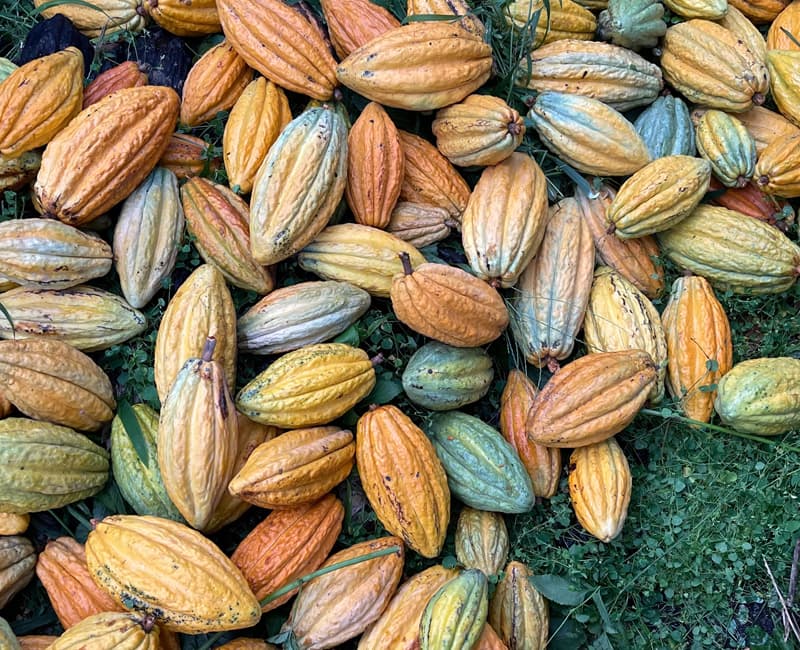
[640,408,800,453]
[195,545,402,650]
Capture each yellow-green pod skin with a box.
[714,357,800,435]
[696,110,757,187]
[419,569,488,650]
[0,617,20,650]
[47,612,160,650]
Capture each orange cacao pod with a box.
[768,0,800,48]
[146,0,221,35]
[708,177,794,230]
[158,133,219,179]
[82,61,148,108]
[321,0,400,59]
[728,0,789,21]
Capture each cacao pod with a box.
[321,0,400,59]
[597,0,666,50]
[768,1,800,48]
[634,95,696,159]
[35,0,145,37]
[506,0,596,46]
[387,202,456,248]
[454,507,510,577]
[0,513,28,535]
[419,569,488,650]
[146,0,220,35]
[47,611,162,649]
[0,150,41,192]
[489,561,549,649]
[82,61,148,108]
[159,133,219,180]
[0,536,35,609]
[696,110,757,187]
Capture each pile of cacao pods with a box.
[1,0,800,645]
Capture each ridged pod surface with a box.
[0,536,35,609]
[506,0,596,46]
[0,218,112,290]
[597,0,666,50]
[224,77,291,194]
[489,561,549,650]
[158,339,238,531]
[402,342,493,411]
[768,1,800,48]
[419,569,488,650]
[0,285,146,351]
[35,537,122,628]
[0,418,108,513]
[83,61,148,108]
[111,404,184,521]
[575,184,664,299]
[428,411,535,513]
[657,205,800,293]
[634,95,696,159]
[696,110,756,187]
[499,370,561,498]
[0,150,40,192]
[715,357,800,434]
[734,105,800,155]
[47,611,161,650]
[431,95,525,167]
[281,537,404,649]
[716,5,767,62]
[346,102,404,228]
[508,197,595,368]
[228,426,355,508]
[153,264,236,402]
[231,495,344,611]
[568,438,632,542]
[766,50,800,127]
[0,47,83,156]
[755,132,800,197]
[217,0,337,99]
[666,0,726,17]
[114,167,184,309]
[236,343,376,428]
[583,267,668,403]
[521,40,663,111]
[358,565,458,650]
[387,203,455,248]
[35,86,179,227]
[528,91,651,176]
[34,0,145,37]
[708,178,795,229]
[321,0,400,59]
[357,405,451,557]
[461,153,548,288]
[298,224,426,298]
[0,339,115,431]
[659,20,769,112]
[238,281,370,355]
[728,0,788,22]
[180,40,252,127]
[146,0,220,35]
[477,624,509,650]
[159,133,220,180]
[454,507,509,576]
[398,130,471,221]
[250,105,348,266]
[661,276,733,423]
[86,515,261,633]
[527,350,658,447]
[336,22,493,111]
[181,177,273,294]
[0,513,29,535]
[407,0,485,37]
[606,155,711,238]
[391,258,510,347]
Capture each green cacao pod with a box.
[634,95,696,159]
[489,561,549,650]
[454,507,509,577]
[0,417,108,513]
[420,569,488,650]
[714,357,800,435]
[428,411,535,514]
[401,342,493,411]
[696,110,757,187]
[597,0,666,50]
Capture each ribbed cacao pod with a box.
[489,561,549,649]
[228,426,355,507]
[0,150,40,192]
[734,105,800,155]
[83,61,148,108]
[321,0,400,59]
[35,86,180,226]
[754,132,800,197]
[696,110,757,187]
[768,1,800,48]
[717,5,767,62]
[428,411,535,513]
[0,47,83,156]
[0,617,18,650]
[708,178,795,230]
[508,197,594,368]
[528,350,657,447]
[506,0,596,46]
[499,370,561,498]
[250,105,348,266]
[0,513,28,535]
[769,49,800,124]
[86,515,261,633]
[728,0,788,22]
[346,102,404,229]
[407,0,485,37]
[661,276,733,423]
[154,264,237,402]
[146,0,220,35]
[34,0,145,37]
[158,133,219,180]
[420,569,488,650]
[461,152,548,288]
[47,611,162,650]
[0,218,112,291]
[634,95,696,159]
[666,0,727,17]
[568,437,632,542]
[597,0,666,50]
[657,204,800,292]
[0,536,35,609]
[454,507,509,576]
[298,224,426,298]
[715,357,800,434]
[0,418,108,513]
[223,77,291,194]
[357,405,451,557]
[387,202,456,248]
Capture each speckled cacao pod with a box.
[717,5,767,62]
[489,562,549,649]
[387,202,456,248]
[461,152,548,288]
[146,0,220,35]
[506,0,596,46]
[83,61,148,108]
[454,507,509,577]
[568,437,632,542]
[223,77,291,194]
[420,569,488,650]
[86,515,261,633]
[0,536,35,609]
[35,86,179,226]
[0,418,108,513]
[321,0,400,59]
[499,370,561,498]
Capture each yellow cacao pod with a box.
[407,0,485,36]
[454,507,510,576]
[146,0,220,35]
[568,437,632,542]
[767,50,800,127]
[321,0,400,59]
[47,612,161,650]
[506,0,596,46]
[18,636,58,649]
[0,513,29,535]
[716,5,767,62]
[0,47,83,156]
[754,131,800,196]
[489,562,549,650]
[419,569,488,650]
[666,0,727,18]
[34,0,145,37]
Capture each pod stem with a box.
[398,252,414,275]
[201,336,217,362]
